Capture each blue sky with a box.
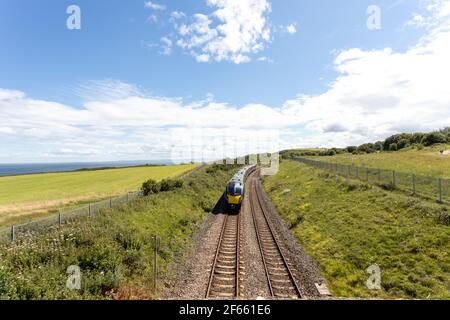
[1,0,450,163]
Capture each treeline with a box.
[347,128,449,154]
[281,128,450,158]
[141,178,184,195]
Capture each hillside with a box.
[0,164,237,299]
[262,160,450,299]
[0,164,198,227]
[282,144,450,178]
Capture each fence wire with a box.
[0,190,142,244]
[293,158,449,205]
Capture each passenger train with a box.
[225,165,256,211]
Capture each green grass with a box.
[306,144,450,178]
[263,160,450,299]
[0,164,237,300]
[0,164,198,226]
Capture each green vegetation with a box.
[0,164,198,226]
[0,164,237,299]
[142,178,184,196]
[263,160,450,299]
[282,128,450,158]
[308,145,450,178]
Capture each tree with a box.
[389,143,398,151]
[346,146,357,153]
[421,132,447,146]
[397,139,410,150]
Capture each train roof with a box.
[228,165,255,185]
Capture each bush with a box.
[397,139,410,150]
[421,132,447,146]
[437,212,450,226]
[0,266,16,298]
[346,146,357,153]
[142,178,183,196]
[389,143,398,151]
[142,179,159,196]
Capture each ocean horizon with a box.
[0,160,178,177]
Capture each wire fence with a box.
[292,158,450,205]
[0,190,143,244]
[0,165,207,244]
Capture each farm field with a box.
[0,164,198,226]
[0,164,236,299]
[305,145,450,178]
[262,160,450,299]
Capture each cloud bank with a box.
[1,0,450,162]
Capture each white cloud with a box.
[71,79,143,102]
[170,11,186,20]
[286,23,297,34]
[256,56,273,63]
[405,0,450,28]
[171,0,272,64]
[160,37,173,55]
[3,2,450,161]
[196,54,210,62]
[144,1,166,11]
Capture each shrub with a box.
[397,139,410,150]
[142,179,159,196]
[437,212,450,226]
[389,143,398,151]
[0,266,16,299]
[421,132,447,146]
[346,146,357,153]
[142,178,183,195]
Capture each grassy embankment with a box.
[263,160,450,299]
[306,144,450,178]
[0,164,237,299]
[0,164,197,227]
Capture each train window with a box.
[227,183,242,196]
[227,184,236,195]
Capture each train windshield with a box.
[227,183,242,196]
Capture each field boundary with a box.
[292,158,449,205]
[0,164,203,244]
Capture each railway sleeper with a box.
[216,264,236,270]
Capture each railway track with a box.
[249,172,302,299]
[206,213,241,298]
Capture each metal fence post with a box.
[412,174,416,196]
[110,197,112,208]
[152,236,159,292]
[438,178,443,203]
[11,225,16,242]
[392,171,396,188]
[378,169,381,183]
[88,203,92,218]
[58,212,62,226]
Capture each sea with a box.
[0,160,175,177]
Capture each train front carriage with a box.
[226,181,243,211]
[225,165,255,212]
